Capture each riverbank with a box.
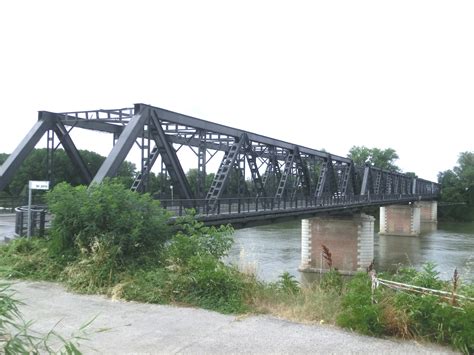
[9,280,457,354]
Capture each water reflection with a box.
[229,221,474,283]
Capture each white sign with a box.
[29,180,50,190]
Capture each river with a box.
[228,220,474,283]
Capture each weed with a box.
[336,273,384,336]
[0,283,89,353]
[276,272,300,295]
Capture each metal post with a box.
[170,185,174,205]
[27,186,32,238]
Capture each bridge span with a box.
[0,103,439,274]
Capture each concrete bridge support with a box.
[379,200,437,236]
[379,204,420,236]
[300,214,375,275]
[417,200,438,233]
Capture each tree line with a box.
[1,147,473,221]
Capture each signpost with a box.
[28,180,49,238]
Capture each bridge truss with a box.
[0,103,439,222]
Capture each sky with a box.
[0,1,473,182]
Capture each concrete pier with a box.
[300,214,375,274]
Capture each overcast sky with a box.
[0,1,472,182]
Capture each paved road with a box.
[7,281,457,354]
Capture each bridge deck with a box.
[162,194,439,227]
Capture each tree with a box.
[438,151,474,221]
[0,149,136,196]
[348,146,400,171]
[438,152,474,202]
[186,169,215,197]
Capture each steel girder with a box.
[91,108,149,185]
[0,103,440,209]
[149,111,194,200]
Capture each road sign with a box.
[29,181,50,190]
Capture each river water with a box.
[228,220,474,283]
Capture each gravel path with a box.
[6,281,458,354]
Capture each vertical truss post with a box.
[292,147,311,199]
[262,146,280,195]
[373,170,382,195]
[160,160,168,196]
[243,135,266,198]
[131,118,161,193]
[197,130,207,198]
[235,154,247,198]
[46,129,55,184]
[360,165,371,195]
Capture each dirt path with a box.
[6,280,458,354]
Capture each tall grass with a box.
[0,283,89,354]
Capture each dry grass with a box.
[380,298,413,338]
[251,284,343,325]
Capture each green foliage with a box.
[62,239,123,293]
[0,238,64,281]
[119,269,169,304]
[162,217,250,313]
[166,215,234,264]
[337,266,474,354]
[47,181,172,260]
[438,151,474,221]
[276,272,300,295]
[348,146,400,171]
[0,148,136,197]
[320,269,343,293]
[186,169,215,197]
[336,273,384,336]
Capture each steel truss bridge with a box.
[0,103,439,225]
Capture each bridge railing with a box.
[158,193,439,217]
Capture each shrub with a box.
[336,273,384,336]
[47,180,172,262]
[276,272,300,295]
[162,217,250,313]
[320,269,343,293]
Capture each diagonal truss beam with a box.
[206,135,245,207]
[52,117,92,184]
[91,108,149,184]
[0,114,55,191]
[150,111,194,200]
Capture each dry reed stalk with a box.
[321,244,332,269]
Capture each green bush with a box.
[338,265,474,354]
[276,272,300,295]
[47,181,172,261]
[119,269,170,304]
[320,269,343,293]
[336,273,384,336]
[162,217,250,313]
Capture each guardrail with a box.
[158,193,439,217]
